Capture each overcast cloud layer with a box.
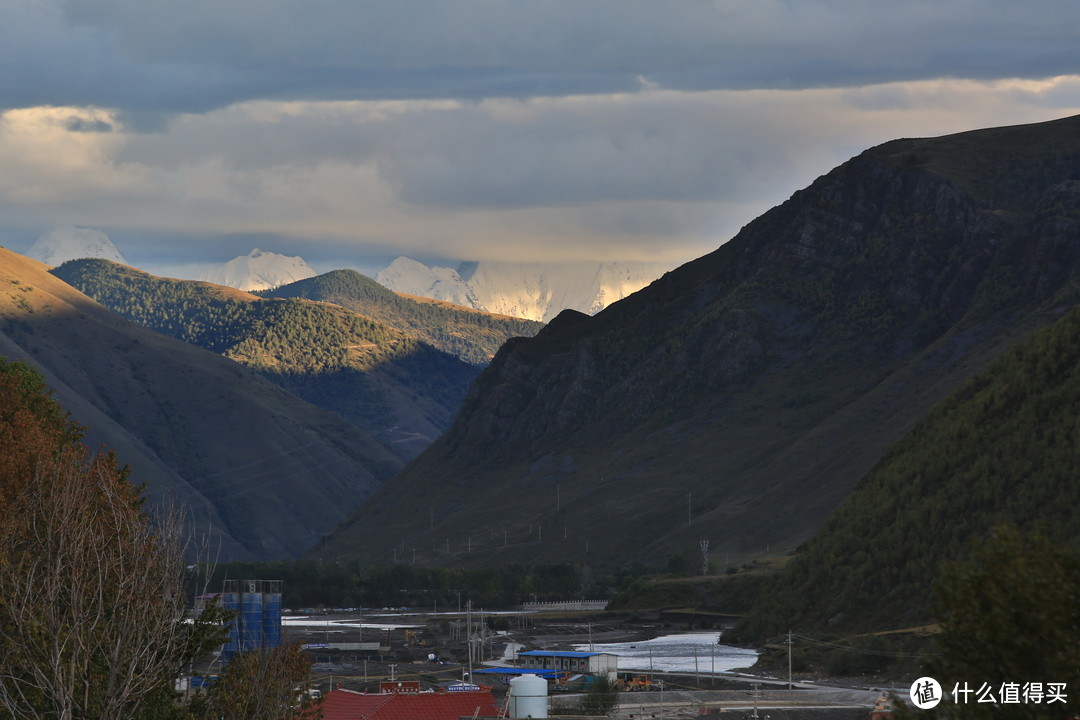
[2,0,1079,272]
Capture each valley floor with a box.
[276,609,902,719]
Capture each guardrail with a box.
[517,600,609,611]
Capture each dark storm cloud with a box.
[372,95,798,208]
[5,0,1079,115]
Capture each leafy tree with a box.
[0,359,82,507]
[578,676,619,716]
[913,527,1080,719]
[0,357,225,720]
[204,644,320,720]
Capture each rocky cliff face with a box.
[317,115,1080,569]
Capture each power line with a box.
[786,632,939,658]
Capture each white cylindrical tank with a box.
[508,674,548,719]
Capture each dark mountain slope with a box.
[0,247,401,560]
[263,269,543,364]
[314,114,1080,569]
[728,303,1080,639]
[52,261,478,460]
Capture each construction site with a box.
[276,607,890,719]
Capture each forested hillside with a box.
[264,269,543,364]
[728,303,1080,639]
[52,260,478,460]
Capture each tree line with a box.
[196,559,617,611]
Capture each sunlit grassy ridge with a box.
[264,269,543,364]
[52,260,478,460]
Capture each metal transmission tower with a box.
[700,539,710,575]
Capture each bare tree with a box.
[0,446,206,720]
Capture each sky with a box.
[2,0,1079,276]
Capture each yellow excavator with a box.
[615,674,655,691]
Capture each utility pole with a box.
[467,600,474,681]
[787,629,794,690]
[749,682,763,719]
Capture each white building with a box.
[517,650,618,679]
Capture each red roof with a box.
[313,688,502,720]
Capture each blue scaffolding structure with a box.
[220,579,282,662]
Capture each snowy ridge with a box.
[27,226,128,267]
[376,257,481,309]
[199,248,316,291]
[376,257,672,322]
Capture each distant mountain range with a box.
[313,114,1080,571]
[0,248,401,560]
[20,228,671,323]
[376,257,674,322]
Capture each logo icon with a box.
[910,677,942,709]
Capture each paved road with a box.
[552,680,887,719]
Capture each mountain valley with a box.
[315,114,1080,575]
[2,115,1078,632]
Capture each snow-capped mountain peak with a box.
[376,257,673,322]
[26,226,128,267]
[199,248,316,291]
[376,257,480,309]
